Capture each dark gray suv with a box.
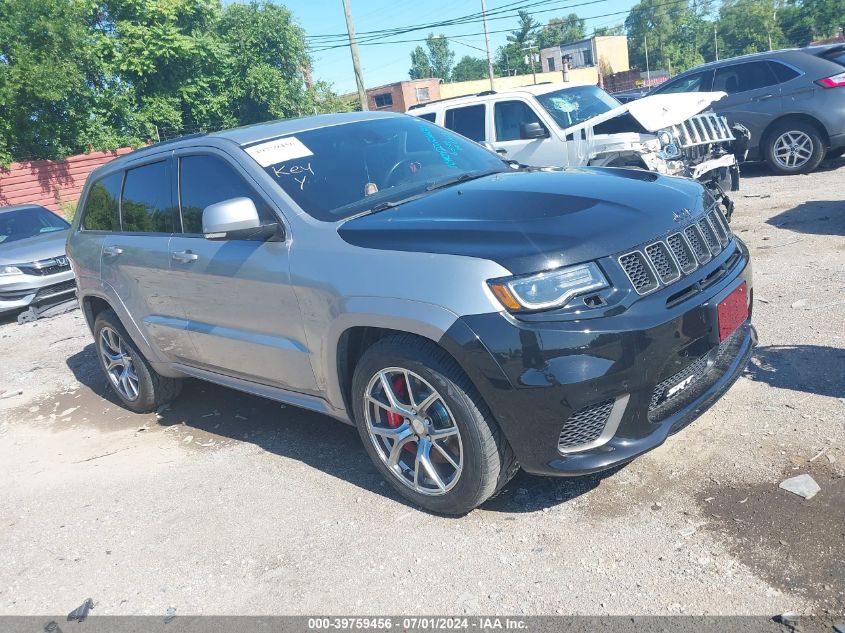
[650,44,845,174]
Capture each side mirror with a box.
[520,122,548,140]
[202,197,281,241]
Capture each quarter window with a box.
[494,100,546,141]
[179,154,275,235]
[769,61,800,83]
[713,61,778,94]
[444,105,486,142]
[416,112,436,122]
[81,173,122,232]
[120,161,175,233]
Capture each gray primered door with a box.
[100,157,194,362]
[167,150,317,394]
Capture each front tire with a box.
[352,335,517,515]
[764,120,825,175]
[93,309,182,413]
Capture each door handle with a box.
[754,94,775,101]
[495,148,508,155]
[103,246,123,258]
[171,250,199,263]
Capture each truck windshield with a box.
[245,116,508,221]
[535,86,620,129]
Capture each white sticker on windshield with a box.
[246,136,313,167]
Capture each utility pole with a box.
[480,0,495,91]
[714,25,719,61]
[523,42,538,84]
[342,0,368,111]
[644,34,651,85]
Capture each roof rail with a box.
[407,89,498,111]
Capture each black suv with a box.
[650,44,845,174]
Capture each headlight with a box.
[657,130,673,147]
[489,262,609,312]
[0,265,23,277]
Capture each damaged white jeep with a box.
[411,83,750,219]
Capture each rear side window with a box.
[81,173,122,231]
[494,100,545,141]
[120,161,175,233]
[416,112,436,122]
[444,105,486,142]
[713,61,778,94]
[769,61,801,83]
[179,154,275,235]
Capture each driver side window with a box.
[179,154,275,235]
[494,100,546,141]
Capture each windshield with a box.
[244,116,508,221]
[535,86,620,129]
[0,206,69,245]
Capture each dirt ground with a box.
[1,157,843,617]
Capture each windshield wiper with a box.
[424,170,498,192]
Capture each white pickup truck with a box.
[411,83,750,219]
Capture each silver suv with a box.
[67,112,755,514]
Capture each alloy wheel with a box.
[363,368,463,496]
[773,131,814,170]
[99,326,140,401]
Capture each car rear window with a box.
[819,47,845,67]
[81,173,122,232]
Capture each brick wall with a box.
[0,148,136,215]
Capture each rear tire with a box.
[351,334,517,515]
[763,120,825,175]
[93,309,182,413]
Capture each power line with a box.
[308,0,694,53]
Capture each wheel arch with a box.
[327,299,509,425]
[760,113,830,154]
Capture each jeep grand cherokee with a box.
[66,112,755,514]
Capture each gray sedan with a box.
[0,204,76,315]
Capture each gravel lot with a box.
[1,158,843,617]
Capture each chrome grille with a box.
[670,113,735,148]
[619,208,733,296]
[619,251,659,294]
[558,399,614,450]
[645,242,681,284]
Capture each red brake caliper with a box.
[386,375,416,453]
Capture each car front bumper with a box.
[0,269,77,314]
[441,239,754,476]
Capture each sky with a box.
[287,0,640,94]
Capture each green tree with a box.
[594,24,625,36]
[507,10,541,47]
[451,55,490,82]
[426,34,454,81]
[409,46,431,79]
[536,14,586,50]
[717,0,785,56]
[408,34,454,81]
[626,0,709,74]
